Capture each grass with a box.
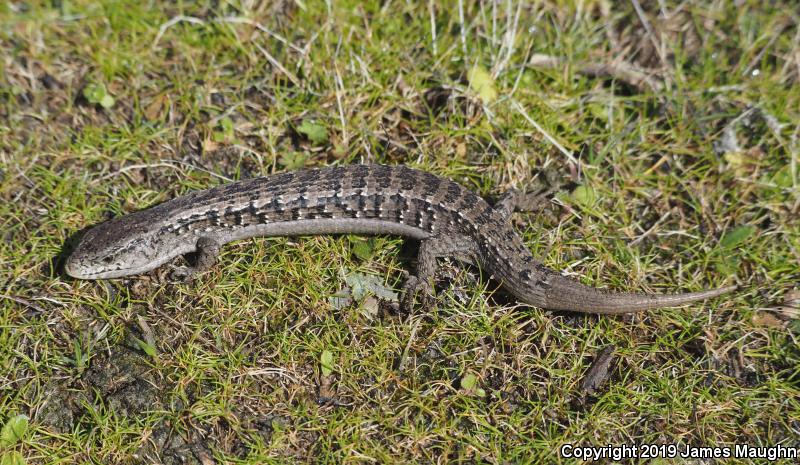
[1,0,799,463]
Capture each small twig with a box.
[697,84,745,94]
[0,295,46,315]
[741,23,786,77]
[457,0,468,58]
[494,0,522,78]
[630,210,671,246]
[511,99,579,168]
[630,0,667,67]
[214,16,305,54]
[794,49,800,83]
[152,15,205,48]
[374,132,411,152]
[298,26,323,73]
[791,124,799,191]
[253,42,301,87]
[398,316,423,371]
[208,102,244,125]
[491,0,497,48]
[333,63,349,146]
[91,160,234,185]
[428,0,437,56]
[527,53,664,92]
[153,15,304,87]
[505,41,534,100]
[237,367,305,385]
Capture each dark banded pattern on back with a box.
[65,164,736,314]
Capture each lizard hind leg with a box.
[401,236,477,311]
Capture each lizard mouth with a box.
[64,260,144,279]
[64,247,189,280]
[64,258,112,279]
[63,250,132,279]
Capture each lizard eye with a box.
[102,256,113,263]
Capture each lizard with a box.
[64,164,736,313]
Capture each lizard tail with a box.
[532,274,737,314]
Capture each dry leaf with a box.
[751,312,784,328]
[455,142,467,158]
[202,137,219,153]
[144,94,167,120]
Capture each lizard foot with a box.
[495,187,557,219]
[400,272,434,313]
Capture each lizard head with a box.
[64,209,173,279]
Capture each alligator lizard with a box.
[64,164,736,313]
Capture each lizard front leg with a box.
[494,187,556,221]
[171,236,223,280]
